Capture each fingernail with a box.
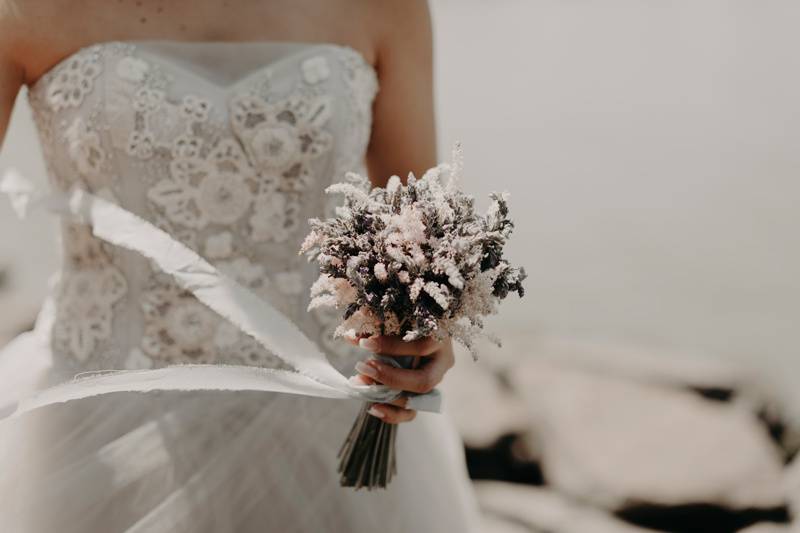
[348,374,367,386]
[367,405,385,419]
[355,361,379,380]
[359,337,379,352]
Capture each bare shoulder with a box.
[367,0,431,45]
[0,0,25,63]
[362,0,431,34]
[0,0,78,83]
[357,0,432,60]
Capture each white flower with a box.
[299,230,321,254]
[148,138,257,229]
[171,134,203,159]
[308,293,338,311]
[302,56,331,84]
[301,144,525,359]
[54,266,127,361]
[196,172,252,225]
[46,51,102,111]
[333,308,380,339]
[165,300,218,348]
[146,101,190,148]
[116,56,150,82]
[126,130,155,159]
[181,94,211,122]
[229,91,333,192]
[205,232,234,259]
[133,87,165,113]
[249,192,294,243]
[140,273,278,366]
[65,118,106,177]
[373,263,388,282]
[424,281,450,310]
[409,277,425,302]
[308,274,357,309]
[250,125,299,170]
[141,279,219,364]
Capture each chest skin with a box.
[17,0,376,89]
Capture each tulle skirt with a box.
[0,313,480,533]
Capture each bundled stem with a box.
[337,355,416,489]
[337,404,396,489]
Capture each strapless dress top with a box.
[25,40,379,376]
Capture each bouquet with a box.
[300,145,526,489]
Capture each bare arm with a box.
[353,1,454,424]
[365,0,436,187]
[0,4,25,150]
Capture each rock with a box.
[738,524,796,533]
[465,434,544,485]
[785,456,800,528]
[497,336,745,392]
[474,480,656,533]
[616,502,790,532]
[511,357,786,511]
[480,513,538,533]
[441,350,529,449]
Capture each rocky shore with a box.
[442,337,799,533]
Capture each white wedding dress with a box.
[0,40,480,532]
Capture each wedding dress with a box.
[0,40,480,532]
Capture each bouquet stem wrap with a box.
[337,354,415,489]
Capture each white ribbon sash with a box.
[0,169,441,416]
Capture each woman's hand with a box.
[348,335,455,425]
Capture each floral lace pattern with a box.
[65,118,106,179]
[28,41,378,371]
[45,49,103,111]
[52,224,127,362]
[140,272,284,367]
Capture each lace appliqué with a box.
[139,271,284,368]
[143,88,332,245]
[30,44,378,371]
[148,136,258,229]
[45,48,103,111]
[326,51,378,218]
[65,118,107,179]
[53,223,127,362]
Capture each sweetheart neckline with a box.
[27,39,378,94]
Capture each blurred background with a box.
[1,1,798,531]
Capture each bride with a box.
[0,0,481,531]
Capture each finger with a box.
[367,403,417,424]
[358,335,441,357]
[357,354,451,394]
[387,395,409,408]
[348,373,376,386]
[351,374,411,404]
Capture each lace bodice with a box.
[27,40,378,375]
